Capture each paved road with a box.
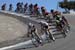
[25,14,75,50]
[0,13,28,48]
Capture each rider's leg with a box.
[61,20,70,33]
[48,31,55,41]
[60,22,67,36]
[57,23,67,37]
[45,29,55,41]
[33,32,43,45]
[56,22,62,31]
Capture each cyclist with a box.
[40,21,55,41]
[54,11,67,37]
[29,3,33,15]
[33,4,40,16]
[27,23,43,46]
[9,4,13,11]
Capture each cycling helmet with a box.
[51,9,54,13]
[28,23,34,27]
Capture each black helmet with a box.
[34,3,38,7]
[51,9,54,13]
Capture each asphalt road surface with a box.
[0,13,28,48]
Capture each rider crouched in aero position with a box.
[54,11,69,37]
[54,11,63,31]
[40,21,55,41]
[1,3,6,10]
[33,4,40,16]
[27,23,43,46]
[9,4,13,11]
[41,6,49,19]
[41,6,46,17]
[29,4,33,15]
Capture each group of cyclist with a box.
[1,3,52,16]
[27,9,70,46]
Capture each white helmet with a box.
[28,23,32,26]
[44,22,48,26]
[28,23,34,27]
[40,21,48,26]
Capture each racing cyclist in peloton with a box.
[27,23,43,46]
[54,11,69,37]
[40,21,55,41]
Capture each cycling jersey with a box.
[56,15,62,21]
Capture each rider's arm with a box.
[35,28,40,37]
[62,16,69,25]
[35,28,37,33]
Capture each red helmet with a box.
[54,11,61,15]
[45,12,49,15]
